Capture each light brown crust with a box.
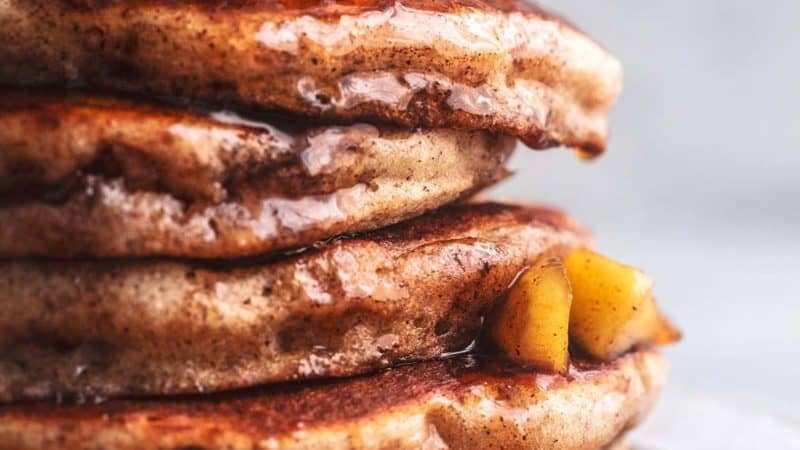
[0,0,621,154]
[0,202,590,401]
[0,91,512,258]
[0,350,666,450]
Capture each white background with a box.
[493,1,800,448]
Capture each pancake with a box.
[0,350,666,450]
[0,91,512,258]
[0,0,621,155]
[0,202,589,402]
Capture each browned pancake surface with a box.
[0,91,512,258]
[0,0,621,154]
[0,202,589,401]
[0,350,666,450]
[64,0,558,15]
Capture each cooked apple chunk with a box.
[565,248,680,360]
[631,294,682,346]
[487,255,572,373]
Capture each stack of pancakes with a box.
[0,1,667,449]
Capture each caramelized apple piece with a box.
[565,248,680,360]
[488,255,572,373]
[630,294,682,346]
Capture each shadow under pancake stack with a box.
[0,1,676,449]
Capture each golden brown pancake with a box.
[0,202,589,402]
[0,0,621,154]
[0,350,666,450]
[0,91,512,258]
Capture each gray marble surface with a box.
[493,1,800,448]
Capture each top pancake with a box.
[0,0,622,154]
